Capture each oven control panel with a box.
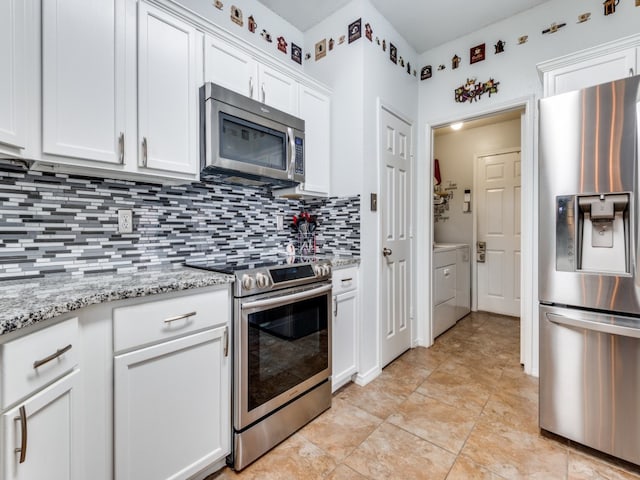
[237,261,331,296]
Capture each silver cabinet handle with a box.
[261,82,265,103]
[33,344,72,369]
[249,77,254,97]
[15,406,27,464]
[383,248,392,257]
[118,132,125,164]
[142,137,148,167]
[630,68,635,77]
[163,311,197,324]
[547,312,640,339]
[223,326,229,357]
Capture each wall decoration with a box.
[291,43,302,64]
[214,0,223,10]
[365,23,373,41]
[399,56,405,67]
[518,35,528,44]
[494,40,505,54]
[421,65,432,80]
[577,12,591,23]
[339,35,346,44]
[315,39,327,61]
[329,38,335,50]
[470,43,485,64]
[348,18,362,43]
[277,36,287,54]
[261,29,272,42]
[230,5,243,26]
[603,0,619,15]
[305,53,311,60]
[438,64,446,71]
[454,77,500,103]
[376,37,380,45]
[407,62,411,74]
[637,0,640,6]
[452,55,461,69]
[413,69,417,77]
[248,15,257,33]
[389,43,397,64]
[542,22,566,34]
[382,39,386,51]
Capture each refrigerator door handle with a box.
[547,312,640,339]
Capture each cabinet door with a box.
[298,85,330,195]
[258,65,298,115]
[332,290,358,392]
[204,35,258,99]
[42,0,125,163]
[0,0,26,150]
[114,326,230,480]
[138,2,201,175]
[2,370,80,480]
[545,48,637,96]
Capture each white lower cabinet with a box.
[113,287,231,480]
[2,369,80,480]
[331,267,359,392]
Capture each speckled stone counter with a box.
[0,266,234,336]
[330,255,361,269]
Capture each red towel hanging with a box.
[434,158,442,185]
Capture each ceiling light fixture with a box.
[450,122,463,131]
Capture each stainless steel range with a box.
[186,254,332,470]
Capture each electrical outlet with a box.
[118,209,133,234]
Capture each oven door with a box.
[234,282,332,430]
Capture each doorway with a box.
[431,108,524,337]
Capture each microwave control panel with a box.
[295,137,304,174]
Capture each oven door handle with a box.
[241,284,332,311]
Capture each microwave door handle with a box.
[287,127,295,180]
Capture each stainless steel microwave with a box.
[200,82,305,187]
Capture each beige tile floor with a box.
[209,312,640,480]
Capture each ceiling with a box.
[256,0,551,53]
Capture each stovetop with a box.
[185,252,331,296]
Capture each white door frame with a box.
[416,95,537,376]
[472,146,521,314]
[377,99,415,366]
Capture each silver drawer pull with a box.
[14,406,27,464]
[33,344,72,369]
[163,311,197,324]
[341,278,353,283]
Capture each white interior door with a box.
[476,151,521,316]
[380,106,412,367]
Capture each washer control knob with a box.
[256,273,270,288]
[241,274,255,290]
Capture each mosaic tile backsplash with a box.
[0,162,360,280]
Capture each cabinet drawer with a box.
[0,317,79,409]
[434,250,456,268]
[433,298,457,338]
[332,267,358,294]
[113,288,229,353]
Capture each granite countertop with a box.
[330,255,361,269]
[0,266,234,336]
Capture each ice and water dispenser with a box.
[556,193,630,274]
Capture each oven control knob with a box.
[313,265,321,276]
[241,274,256,290]
[256,273,270,288]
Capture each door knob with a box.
[383,247,393,257]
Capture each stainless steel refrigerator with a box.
[539,75,640,465]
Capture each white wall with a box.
[417,0,640,376]
[434,118,521,245]
[305,0,419,381]
[175,0,304,69]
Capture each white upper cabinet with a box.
[204,35,258,98]
[0,0,27,151]
[204,36,298,115]
[42,0,125,164]
[258,65,298,115]
[298,85,330,196]
[137,2,202,175]
[539,35,640,97]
